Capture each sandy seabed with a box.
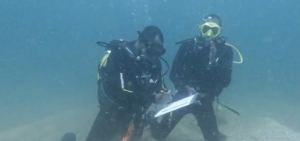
[0,105,299,141]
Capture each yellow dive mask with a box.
[200,22,221,39]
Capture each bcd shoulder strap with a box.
[118,41,138,59]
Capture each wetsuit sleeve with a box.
[155,75,169,93]
[148,60,169,103]
[169,44,189,90]
[204,46,233,96]
[160,77,168,92]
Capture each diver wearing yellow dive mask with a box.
[200,14,222,39]
[150,14,243,141]
[199,15,243,64]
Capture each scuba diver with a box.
[149,14,234,141]
[85,25,171,141]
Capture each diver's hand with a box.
[155,90,172,104]
[185,86,197,96]
[209,40,218,64]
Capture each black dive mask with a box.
[137,31,166,56]
[146,43,166,56]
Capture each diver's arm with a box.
[156,60,168,92]
[154,76,172,104]
[154,76,169,94]
[203,46,233,97]
[149,60,169,103]
[169,44,189,90]
[160,77,168,92]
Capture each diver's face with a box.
[140,35,164,60]
[147,35,164,59]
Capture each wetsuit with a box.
[86,41,167,141]
[150,36,233,141]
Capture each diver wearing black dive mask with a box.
[81,25,170,141]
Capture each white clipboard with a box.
[154,93,199,118]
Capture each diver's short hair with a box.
[204,14,222,27]
[139,25,164,43]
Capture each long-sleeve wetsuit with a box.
[151,36,233,141]
[87,41,167,141]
